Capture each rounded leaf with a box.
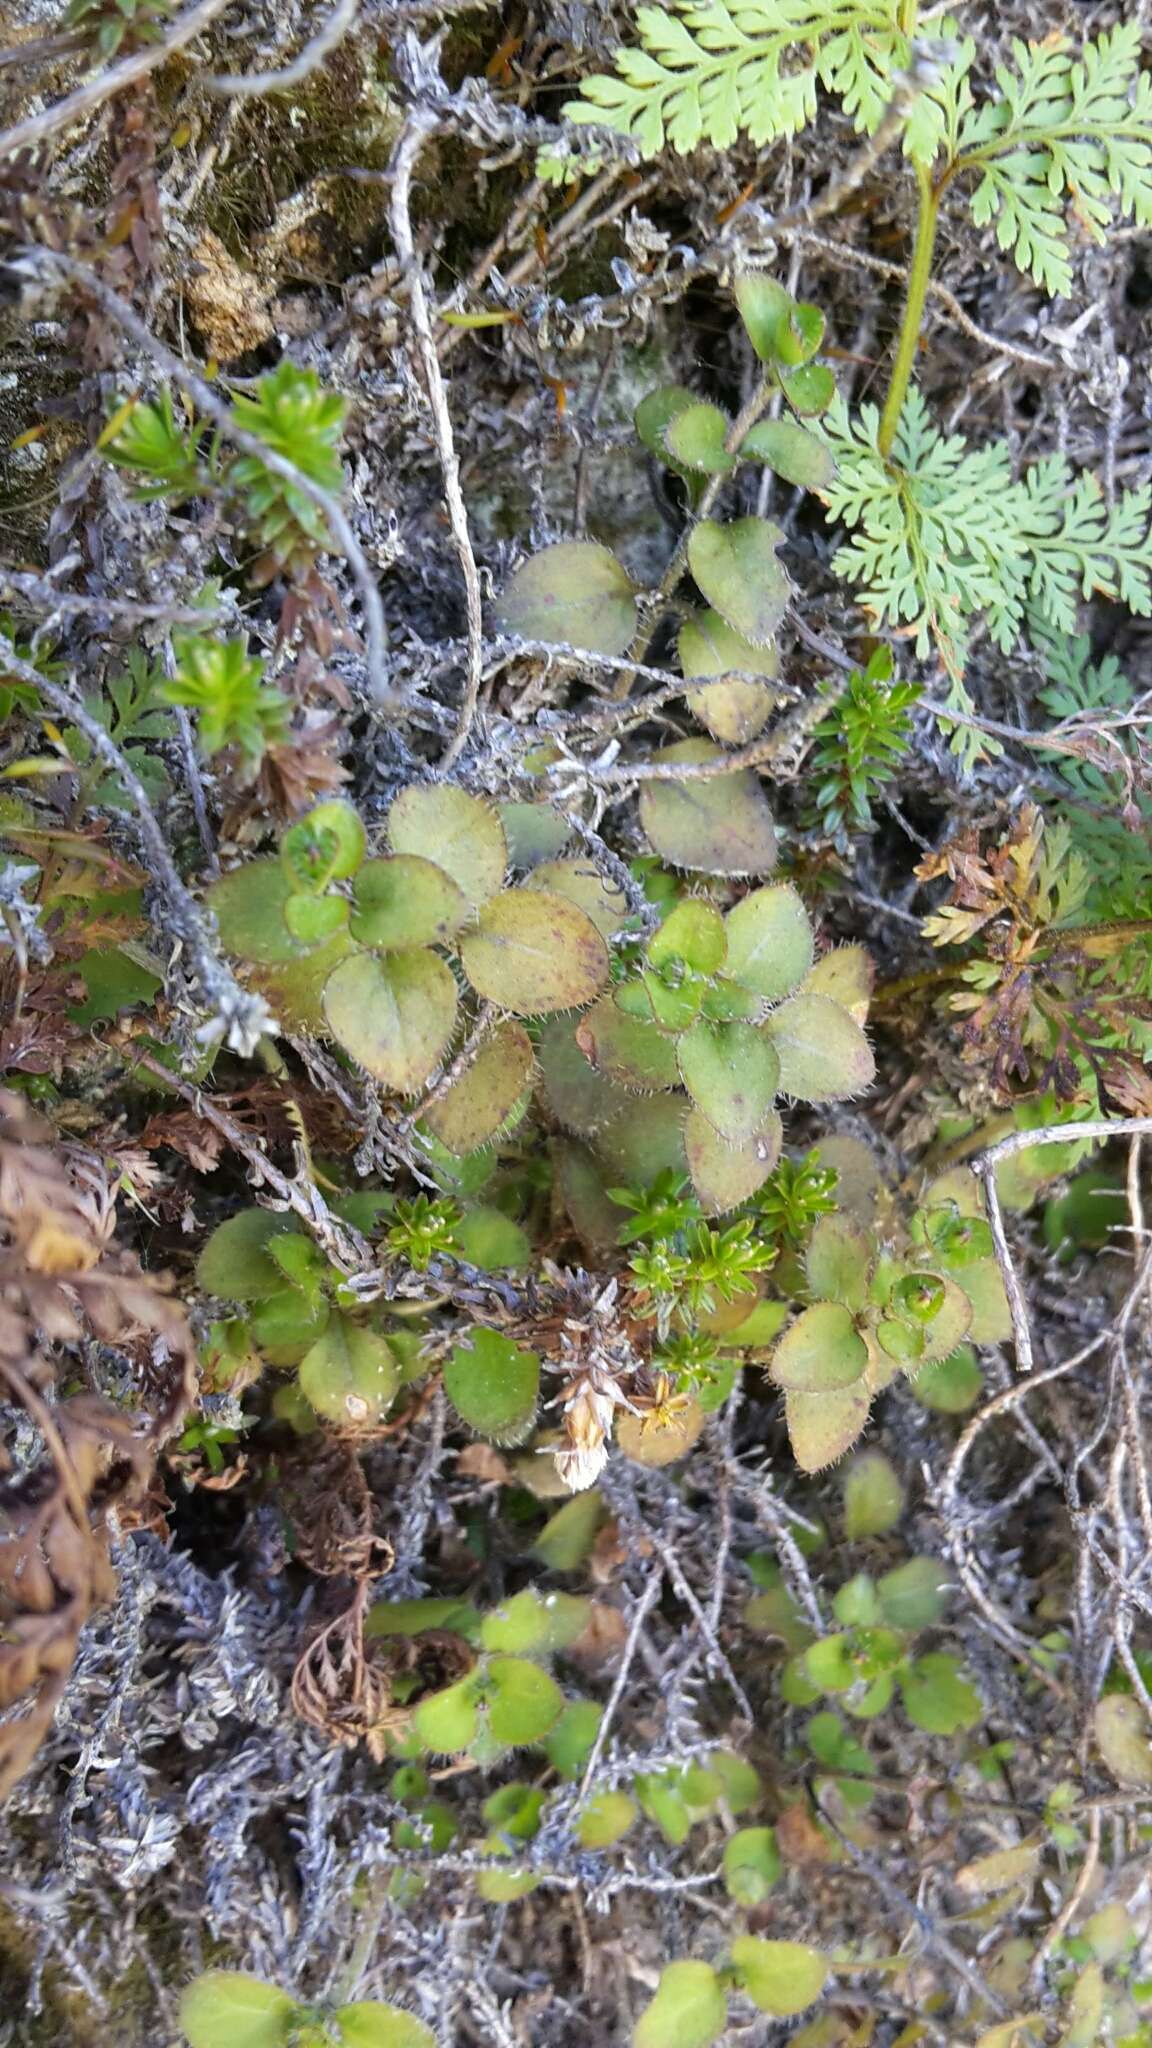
[640,741,777,876]
[387,785,507,907]
[806,1215,873,1310]
[842,1451,904,1540]
[367,1597,481,1641]
[686,517,790,647]
[576,998,681,1092]
[647,898,727,977]
[771,1302,868,1392]
[901,1652,982,1734]
[555,1139,626,1253]
[802,943,873,1022]
[685,1106,781,1215]
[633,1960,727,2048]
[523,859,630,937]
[780,361,836,414]
[209,857,305,966]
[878,1271,972,1369]
[532,1487,606,1567]
[1095,1694,1152,1786]
[298,1314,398,1426]
[324,949,457,1093]
[335,2006,437,2048]
[785,1382,871,1472]
[414,1676,479,1754]
[730,1937,828,2017]
[679,607,779,744]
[741,417,836,490]
[250,928,357,1034]
[454,1207,530,1270]
[724,884,814,1002]
[954,1257,1013,1345]
[664,399,736,474]
[481,1589,590,1655]
[500,801,572,870]
[544,1699,603,1779]
[576,1788,637,1849]
[679,608,780,688]
[486,1656,565,1746]
[635,384,698,468]
[597,1094,688,1186]
[876,1556,950,1631]
[284,893,348,944]
[734,274,798,363]
[493,540,637,657]
[350,855,469,949]
[424,1021,534,1155]
[196,1208,297,1302]
[444,1327,540,1443]
[677,1020,780,1144]
[178,1972,294,2048]
[460,889,609,1014]
[280,798,366,889]
[764,993,875,1102]
[723,1826,781,1905]
[474,1864,539,1903]
[910,1344,982,1414]
[538,1016,633,1134]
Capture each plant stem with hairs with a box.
[878,160,940,460]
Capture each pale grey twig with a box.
[388,113,485,772]
[135,1055,373,1276]
[645,1524,753,1721]
[972,1118,1152,1376]
[779,226,1060,376]
[577,1566,664,1801]
[0,570,234,629]
[549,674,847,786]
[205,0,360,94]
[0,0,229,161]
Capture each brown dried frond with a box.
[278,1438,394,1581]
[291,1589,475,1761]
[0,1091,193,1796]
[292,1587,397,1760]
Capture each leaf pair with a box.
[583,886,873,1214]
[211,786,613,1102]
[634,1938,829,2047]
[179,1972,433,2048]
[770,1213,974,1471]
[196,1208,401,1426]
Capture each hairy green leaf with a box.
[494,540,637,656]
[460,888,610,1014]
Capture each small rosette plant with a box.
[575,884,874,1213]
[207,787,613,1109]
[768,1207,995,1470]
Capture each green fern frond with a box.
[985,460,1152,648]
[954,23,1152,293]
[821,390,1152,768]
[1034,631,1152,916]
[560,0,908,158]
[821,389,1016,677]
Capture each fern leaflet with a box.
[954,24,1152,293]
[559,0,907,158]
[821,390,1152,767]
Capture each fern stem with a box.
[898,0,918,31]
[878,162,939,461]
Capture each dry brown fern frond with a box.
[0,1088,193,1797]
